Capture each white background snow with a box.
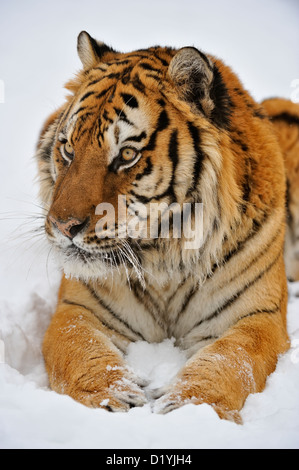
[0,0,299,449]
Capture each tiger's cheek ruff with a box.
[37,32,291,421]
[35,117,59,207]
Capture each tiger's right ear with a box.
[77,31,116,69]
[168,47,215,118]
[168,47,232,129]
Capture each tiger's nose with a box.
[49,216,88,239]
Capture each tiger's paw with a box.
[151,381,242,424]
[70,365,148,412]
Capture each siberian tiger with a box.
[36,31,295,423]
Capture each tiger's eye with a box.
[64,142,74,158]
[121,147,137,161]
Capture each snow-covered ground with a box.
[0,0,299,449]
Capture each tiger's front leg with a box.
[154,308,289,423]
[43,301,147,411]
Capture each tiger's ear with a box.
[77,31,116,69]
[168,47,216,119]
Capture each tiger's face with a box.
[37,32,233,281]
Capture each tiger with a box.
[36,31,294,423]
[262,97,299,283]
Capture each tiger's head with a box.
[37,31,271,283]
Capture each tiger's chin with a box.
[52,244,123,282]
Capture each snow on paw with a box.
[73,364,148,411]
[153,389,242,423]
[153,386,192,414]
[151,379,191,414]
[152,379,243,424]
[212,405,242,424]
[108,376,148,409]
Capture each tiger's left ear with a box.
[168,47,231,128]
[77,31,116,69]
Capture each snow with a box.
[0,0,299,450]
[1,283,299,449]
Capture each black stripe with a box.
[179,284,198,316]
[94,65,107,72]
[150,51,171,67]
[121,93,139,108]
[87,285,146,341]
[103,109,113,124]
[145,73,161,83]
[211,213,269,275]
[207,225,283,312]
[157,98,166,107]
[109,59,131,65]
[197,334,219,342]
[209,64,233,130]
[124,131,147,143]
[253,107,267,119]
[75,127,91,143]
[113,107,134,126]
[80,91,95,103]
[62,298,120,334]
[96,86,115,100]
[239,304,280,321]
[130,129,177,202]
[143,109,169,152]
[286,178,295,242]
[131,74,146,94]
[138,62,162,74]
[62,299,96,313]
[191,249,282,333]
[73,112,95,143]
[271,112,299,126]
[241,157,252,210]
[227,225,283,288]
[121,69,133,85]
[135,156,153,180]
[129,188,171,204]
[169,129,179,165]
[87,78,104,86]
[194,49,213,71]
[88,36,116,59]
[97,116,103,148]
[157,109,170,129]
[168,129,179,201]
[69,106,87,120]
[231,136,249,152]
[106,72,120,80]
[187,122,205,194]
[130,280,165,330]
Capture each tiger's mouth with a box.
[50,232,147,284]
[62,243,129,266]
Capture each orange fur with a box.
[262,98,299,281]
